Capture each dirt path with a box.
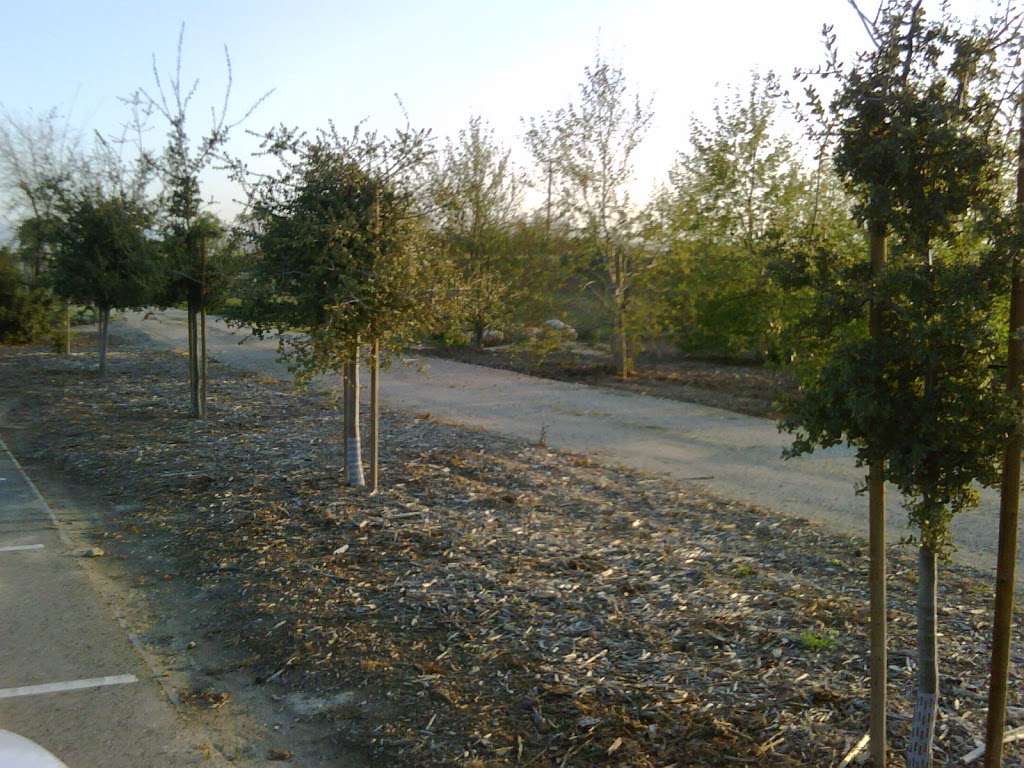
[120,308,1019,577]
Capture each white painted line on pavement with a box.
[0,436,62,531]
[0,674,138,699]
[0,544,44,553]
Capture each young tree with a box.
[786,5,1018,766]
[0,245,55,343]
[51,191,158,375]
[134,24,270,418]
[239,123,444,489]
[527,52,653,377]
[430,116,525,345]
[654,72,854,360]
[0,107,83,351]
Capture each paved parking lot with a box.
[0,436,214,767]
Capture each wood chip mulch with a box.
[1,341,1020,767]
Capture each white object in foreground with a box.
[0,730,67,767]
[960,725,1024,763]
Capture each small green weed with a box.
[732,562,756,578]
[798,629,837,653]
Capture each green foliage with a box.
[785,256,1011,552]
[653,72,860,361]
[832,22,1004,250]
[798,629,837,653]
[526,51,654,375]
[239,124,451,382]
[784,2,1017,553]
[51,191,159,311]
[0,246,56,343]
[156,212,245,312]
[431,117,556,343]
[15,213,64,286]
[513,326,565,372]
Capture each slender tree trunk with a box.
[341,366,350,484]
[369,339,380,493]
[616,298,629,380]
[63,301,71,355]
[98,306,110,377]
[868,222,888,767]
[186,300,195,407]
[984,80,1024,768]
[345,355,365,487]
[545,161,553,240]
[907,545,939,768]
[187,298,200,418]
[612,246,630,380]
[196,238,208,419]
[198,305,207,418]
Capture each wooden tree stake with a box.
[869,223,888,767]
[984,82,1024,768]
[369,339,380,493]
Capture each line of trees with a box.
[2,7,1024,764]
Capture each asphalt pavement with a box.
[0,434,216,767]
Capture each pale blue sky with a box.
[0,0,998,220]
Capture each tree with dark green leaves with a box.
[156,211,245,408]
[51,191,159,376]
[238,123,446,489]
[784,4,1019,765]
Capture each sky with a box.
[0,0,1004,224]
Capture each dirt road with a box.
[121,308,1019,577]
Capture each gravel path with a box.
[120,308,1020,577]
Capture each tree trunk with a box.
[98,306,110,377]
[196,238,208,419]
[341,365,350,483]
[907,545,939,768]
[63,301,71,355]
[611,245,631,380]
[545,162,553,240]
[616,301,629,379]
[187,299,201,418]
[984,79,1024,768]
[868,223,888,767]
[198,305,207,418]
[369,339,380,493]
[345,357,365,487]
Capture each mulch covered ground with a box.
[1,340,1020,767]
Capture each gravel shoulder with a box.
[2,337,1021,766]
